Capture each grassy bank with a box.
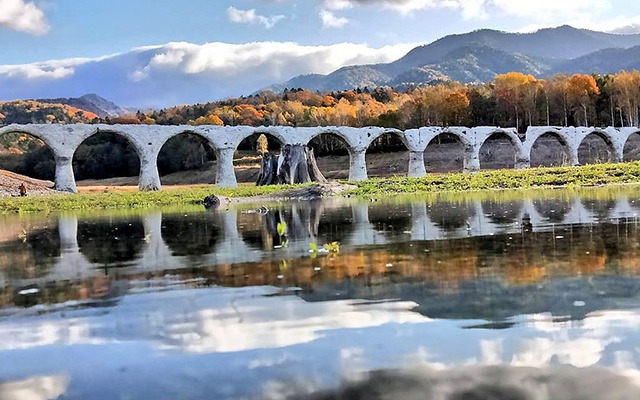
[348,162,640,196]
[2,162,640,214]
[0,184,305,214]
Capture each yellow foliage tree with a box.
[494,72,537,130]
[566,74,600,126]
[256,134,268,154]
[610,70,640,127]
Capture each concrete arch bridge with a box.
[0,124,638,192]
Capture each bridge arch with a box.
[424,130,471,173]
[364,129,410,178]
[238,126,289,148]
[72,128,142,186]
[363,128,408,148]
[478,129,526,170]
[157,130,217,186]
[623,130,640,162]
[0,125,55,150]
[0,127,56,184]
[578,129,615,164]
[307,130,351,180]
[529,130,572,167]
[234,129,285,184]
[307,127,359,149]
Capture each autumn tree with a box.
[332,98,357,126]
[566,74,600,126]
[256,134,269,154]
[494,72,538,131]
[610,70,640,127]
[442,89,470,126]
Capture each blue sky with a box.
[2,0,640,107]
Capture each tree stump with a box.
[256,144,327,186]
[256,152,278,186]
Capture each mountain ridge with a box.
[35,94,128,118]
[263,25,640,94]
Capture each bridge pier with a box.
[54,153,77,193]
[515,156,531,169]
[568,146,580,166]
[408,151,427,177]
[349,149,368,181]
[613,143,625,163]
[216,147,238,188]
[138,152,161,191]
[464,146,481,172]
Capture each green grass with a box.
[0,184,307,214]
[345,162,640,196]
[3,162,640,214]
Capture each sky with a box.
[2,0,640,107]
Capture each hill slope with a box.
[0,100,99,124]
[36,94,127,118]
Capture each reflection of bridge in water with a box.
[6,194,640,287]
[1,124,640,191]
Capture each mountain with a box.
[265,25,640,93]
[554,45,640,75]
[36,94,128,118]
[392,44,551,87]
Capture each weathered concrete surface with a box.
[0,124,639,192]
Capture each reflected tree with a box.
[162,213,219,258]
[481,200,524,226]
[427,201,476,232]
[0,226,60,280]
[78,219,145,267]
[533,198,572,222]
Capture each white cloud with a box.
[517,10,640,35]
[0,0,49,35]
[319,9,349,28]
[320,0,612,20]
[0,40,418,106]
[491,0,609,20]
[129,40,416,80]
[227,6,285,29]
[0,58,90,80]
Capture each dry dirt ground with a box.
[73,146,465,193]
[0,170,59,197]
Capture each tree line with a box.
[137,70,640,132]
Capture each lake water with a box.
[4,187,640,399]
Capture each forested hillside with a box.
[0,100,99,125]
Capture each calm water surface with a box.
[4,187,640,399]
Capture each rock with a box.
[203,195,221,209]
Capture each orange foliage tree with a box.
[566,74,600,126]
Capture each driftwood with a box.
[257,144,327,186]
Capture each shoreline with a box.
[2,162,640,214]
